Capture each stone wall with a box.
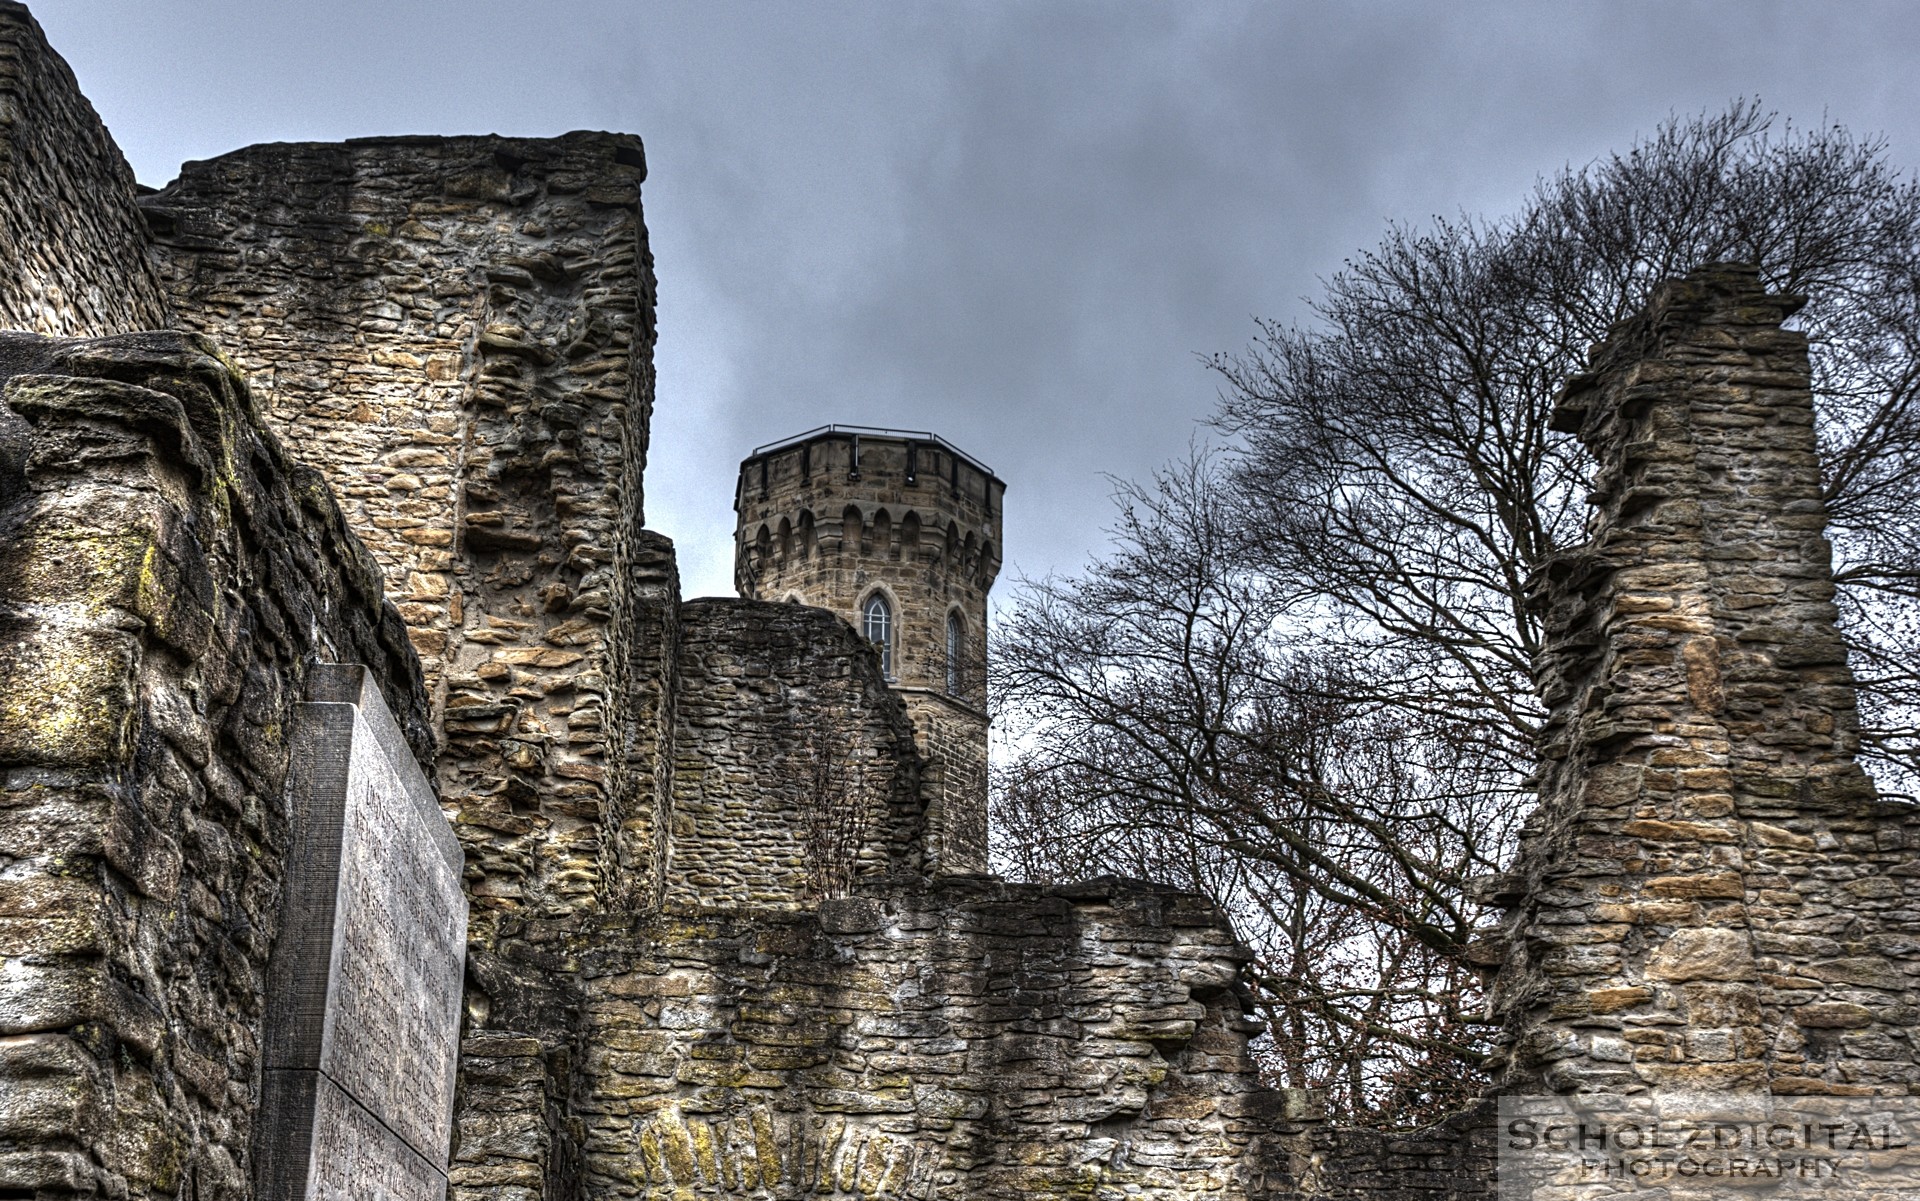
[452,600,1284,1200]
[0,16,1291,1200]
[1482,263,1920,1098]
[0,1,171,337]
[457,878,1279,1201]
[18,13,1920,1201]
[127,132,1289,1201]
[141,132,661,926]
[0,331,431,1199]
[668,599,926,908]
[911,701,989,875]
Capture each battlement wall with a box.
[735,433,1000,705]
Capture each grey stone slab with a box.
[306,662,459,873]
[257,1070,450,1201]
[256,664,467,1196]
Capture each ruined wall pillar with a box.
[1487,263,1917,1098]
[143,135,662,925]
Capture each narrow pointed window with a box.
[946,613,964,696]
[863,593,893,676]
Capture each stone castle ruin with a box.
[734,426,1002,878]
[2,3,1918,1199]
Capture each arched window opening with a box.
[945,612,965,696]
[862,592,894,676]
[797,509,816,558]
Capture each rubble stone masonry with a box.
[665,599,927,909]
[140,132,662,927]
[0,2,171,337]
[1489,263,1920,1098]
[456,878,1283,1200]
[71,33,1276,1201]
[1227,266,1920,1199]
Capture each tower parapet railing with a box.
[747,423,998,481]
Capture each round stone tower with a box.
[734,425,1004,874]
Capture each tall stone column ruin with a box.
[1244,268,1920,1198]
[1486,263,1915,1101]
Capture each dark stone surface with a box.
[256,1072,449,1201]
[0,1,172,336]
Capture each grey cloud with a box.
[37,0,1920,598]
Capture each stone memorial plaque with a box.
[255,664,467,1201]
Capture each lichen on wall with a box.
[0,331,431,1199]
[458,879,1280,1201]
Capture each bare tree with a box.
[1213,101,1920,788]
[993,454,1516,1123]
[794,710,874,901]
[993,103,1920,1126]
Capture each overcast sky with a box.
[36,1,1920,601]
